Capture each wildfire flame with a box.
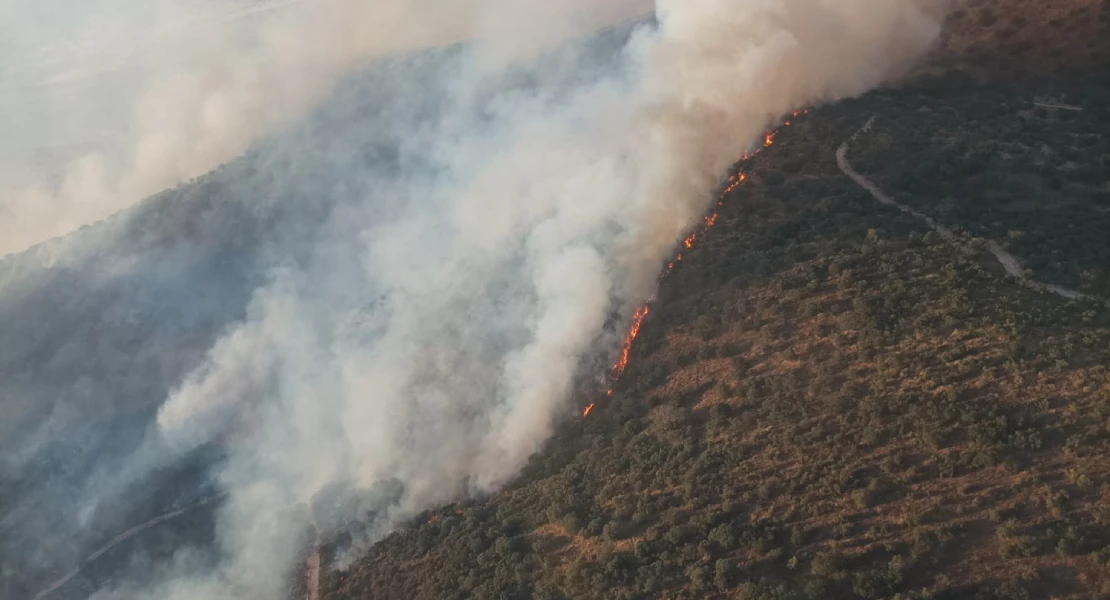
[610,305,649,379]
[723,173,746,195]
[582,108,807,418]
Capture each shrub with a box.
[810,550,846,580]
[714,560,739,590]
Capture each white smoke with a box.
[0,0,651,256]
[8,0,946,597]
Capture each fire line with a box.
[584,109,808,417]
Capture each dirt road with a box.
[836,117,1084,301]
[304,546,321,600]
[31,494,224,600]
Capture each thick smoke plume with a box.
[3,0,945,597]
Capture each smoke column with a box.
[3,0,946,597]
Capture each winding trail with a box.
[302,521,322,600]
[836,117,1085,301]
[1033,101,1082,112]
[304,546,321,600]
[31,494,225,600]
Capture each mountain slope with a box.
[4,2,1108,598]
[332,70,1110,600]
[926,0,1110,76]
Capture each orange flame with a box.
[611,305,649,379]
[582,403,595,417]
[723,172,746,194]
[600,107,807,410]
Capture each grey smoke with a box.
[1,0,946,598]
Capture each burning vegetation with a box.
[609,305,650,381]
[586,111,807,417]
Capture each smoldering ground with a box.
[1,1,947,598]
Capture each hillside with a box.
[4,2,1109,599]
[329,16,1110,600]
[925,0,1110,77]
